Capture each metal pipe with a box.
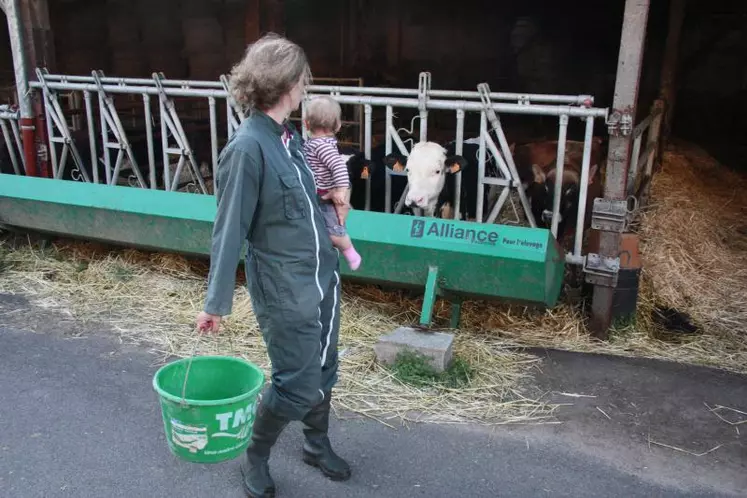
[143,94,156,189]
[83,91,98,183]
[574,116,596,257]
[364,104,372,211]
[385,106,393,213]
[6,0,37,176]
[209,97,219,188]
[476,112,487,222]
[38,72,595,105]
[551,115,569,238]
[454,109,464,219]
[29,81,608,119]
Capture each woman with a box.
[195,33,351,498]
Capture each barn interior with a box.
[1,0,747,424]
[0,0,745,174]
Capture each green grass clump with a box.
[389,349,473,389]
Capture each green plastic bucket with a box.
[152,355,265,464]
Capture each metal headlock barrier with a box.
[0,104,24,176]
[9,69,612,267]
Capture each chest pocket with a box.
[279,172,307,220]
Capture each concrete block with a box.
[373,327,454,373]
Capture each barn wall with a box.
[669,0,747,171]
[0,0,744,164]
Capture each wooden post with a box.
[590,0,651,339]
[659,0,686,146]
[244,0,260,42]
[21,0,54,178]
[262,0,285,35]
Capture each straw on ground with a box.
[0,140,745,425]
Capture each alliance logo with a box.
[409,219,499,246]
[410,219,425,238]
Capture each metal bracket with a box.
[583,253,620,288]
[417,72,431,113]
[607,109,633,137]
[591,197,634,233]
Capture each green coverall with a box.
[203,110,342,421]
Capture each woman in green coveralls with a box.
[195,33,351,498]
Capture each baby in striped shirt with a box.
[302,95,362,271]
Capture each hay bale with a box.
[637,141,747,342]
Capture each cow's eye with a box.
[435,170,441,175]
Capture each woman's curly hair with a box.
[228,33,312,112]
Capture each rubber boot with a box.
[240,397,290,498]
[300,395,351,481]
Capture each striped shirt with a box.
[302,136,350,193]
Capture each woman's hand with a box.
[196,311,222,334]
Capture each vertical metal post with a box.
[209,96,218,187]
[418,72,430,142]
[5,0,38,176]
[454,109,464,219]
[551,114,569,238]
[385,105,393,213]
[574,116,595,257]
[476,112,487,222]
[591,0,651,338]
[364,104,372,211]
[143,94,156,189]
[83,90,98,183]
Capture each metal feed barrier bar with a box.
[21,69,609,267]
[0,105,25,176]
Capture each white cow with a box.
[397,141,468,218]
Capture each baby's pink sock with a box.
[342,246,362,271]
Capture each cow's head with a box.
[529,161,599,233]
[385,141,468,217]
[343,152,377,181]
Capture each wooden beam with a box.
[262,0,285,35]
[590,0,651,339]
[659,0,686,144]
[244,0,260,43]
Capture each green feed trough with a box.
[0,173,566,327]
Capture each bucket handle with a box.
[179,329,239,407]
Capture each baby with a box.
[302,95,362,271]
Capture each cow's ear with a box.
[360,159,375,180]
[385,153,407,172]
[587,163,598,185]
[532,164,546,183]
[445,155,468,174]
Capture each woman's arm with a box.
[202,146,261,317]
